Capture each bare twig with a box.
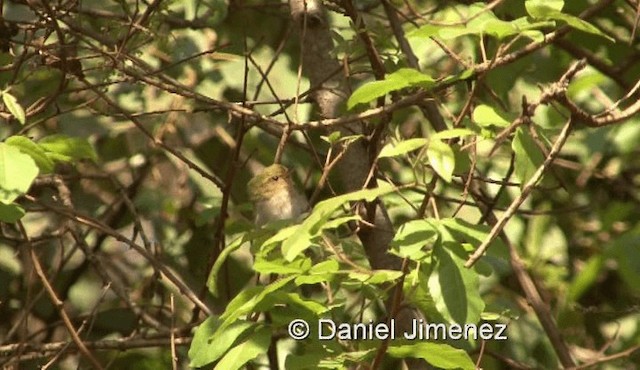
[465,117,574,268]
[25,196,212,316]
[19,222,104,370]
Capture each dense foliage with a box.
[1,0,639,369]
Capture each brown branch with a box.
[555,90,640,127]
[19,222,104,370]
[80,79,226,190]
[488,59,588,156]
[342,0,386,81]
[569,344,640,370]
[0,336,192,363]
[465,117,574,268]
[553,38,629,90]
[24,196,212,316]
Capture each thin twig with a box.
[19,222,104,370]
[465,117,574,268]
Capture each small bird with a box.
[247,164,308,226]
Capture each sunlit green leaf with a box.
[525,2,613,41]
[1,91,26,125]
[378,138,428,159]
[512,127,545,186]
[215,326,271,370]
[189,317,256,367]
[347,69,435,109]
[428,244,484,324]
[410,5,548,41]
[349,270,403,284]
[39,134,98,163]
[275,292,330,315]
[0,143,39,204]
[6,136,55,173]
[390,219,440,260]
[472,104,512,128]
[406,24,441,39]
[526,0,564,12]
[432,128,475,140]
[219,276,296,330]
[208,232,255,297]
[282,184,396,261]
[253,257,312,275]
[427,139,455,183]
[387,342,475,370]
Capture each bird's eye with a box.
[271,176,279,181]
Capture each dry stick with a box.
[170,295,178,370]
[460,169,577,368]
[25,196,212,316]
[502,232,576,368]
[19,222,105,370]
[0,336,192,361]
[568,344,640,370]
[487,59,587,156]
[370,258,409,370]
[81,80,225,189]
[465,117,574,268]
[556,88,640,127]
[200,35,253,310]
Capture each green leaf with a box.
[406,24,441,39]
[6,136,56,173]
[261,224,302,248]
[0,143,39,204]
[295,259,340,285]
[39,134,98,163]
[525,0,564,12]
[322,215,360,230]
[219,275,296,330]
[439,218,499,277]
[427,139,455,183]
[309,259,340,274]
[428,244,484,324]
[390,219,440,260]
[285,352,325,370]
[606,229,640,294]
[525,2,613,41]
[438,26,476,40]
[472,104,511,128]
[275,292,330,315]
[440,218,490,245]
[321,131,342,145]
[348,270,403,284]
[189,317,256,367]
[567,255,603,302]
[378,138,428,159]
[214,326,271,370]
[387,342,475,370]
[208,232,254,297]
[282,184,396,261]
[512,127,545,186]
[510,17,554,41]
[347,69,435,109]
[432,128,475,141]
[1,91,26,125]
[410,5,547,41]
[253,257,312,275]
[439,68,475,86]
[0,202,25,222]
